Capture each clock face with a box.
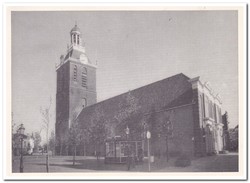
[80,54,88,64]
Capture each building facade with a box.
[189,77,224,156]
[55,25,224,157]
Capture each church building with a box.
[55,25,224,157]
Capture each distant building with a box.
[55,25,224,157]
[13,133,34,156]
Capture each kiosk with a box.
[105,137,143,164]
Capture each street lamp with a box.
[164,120,172,162]
[125,125,130,170]
[125,125,130,140]
[18,124,25,173]
[146,130,151,172]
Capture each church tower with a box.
[55,24,97,154]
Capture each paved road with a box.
[12,153,238,173]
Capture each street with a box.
[12,153,238,173]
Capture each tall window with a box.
[82,98,87,108]
[214,104,218,123]
[73,34,76,44]
[218,108,222,123]
[204,96,209,118]
[209,101,213,119]
[82,67,87,88]
[77,35,80,45]
[200,95,205,127]
[73,65,77,82]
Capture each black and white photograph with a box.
[4,3,247,180]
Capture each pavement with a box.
[12,152,238,173]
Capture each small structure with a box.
[105,136,143,164]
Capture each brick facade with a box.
[76,73,197,156]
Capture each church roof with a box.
[77,73,193,127]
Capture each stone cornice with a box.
[68,58,97,69]
[189,76,222,104]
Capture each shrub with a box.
[175,154,191,167]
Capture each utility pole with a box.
[146,131,151,172]
[18,124,25,173]
[166,135,169,162]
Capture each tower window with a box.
[73,34,76,44]
[73,65,77,82]
[82,67,87,88]
[77,35,80,45]
[82,98,87,108]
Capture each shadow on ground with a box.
[36,159,128,171]
[16,153,238,172]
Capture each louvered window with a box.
[82,67,87,88]
[73,65,77,82]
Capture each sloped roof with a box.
[77,73,193,127]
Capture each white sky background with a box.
[11,11,238,140]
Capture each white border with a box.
[3,3,247,180]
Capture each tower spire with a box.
[70,23,82,46]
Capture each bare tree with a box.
[68,118,87,165]
[48,131,56,156]
[89,106,108,161]
[40,97,52,172]
[33,131,42,153]
[12,112,16,162]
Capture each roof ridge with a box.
[79,73,190,112]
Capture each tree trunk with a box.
[73,145,76,166]
[166,136,169,162]
[60,144,62,156]
[83,141,86,156]
[46,154,49,172]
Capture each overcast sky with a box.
[11,11,238,140]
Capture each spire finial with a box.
[75,21,77,27]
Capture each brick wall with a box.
[76,73,195,156]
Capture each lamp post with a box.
[125,125,130,170]
[18,124,25,173]
[125,125,130,140]
[164,120,172,162]
[146,130,151,172]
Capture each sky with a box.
[11,11,238,140]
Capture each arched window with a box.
[82,67,87,88]
[73,34,76,44]
[77,35,80,45]
[82,98,87,108]
[73,65,77,82]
